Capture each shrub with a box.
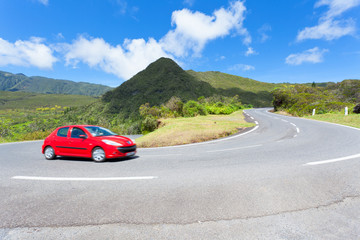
[0,119,12,138]
[165,96,183,114]
[272,85,352,116]
[183,100,207,117]
[141,116,158,133]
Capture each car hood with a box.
[97,135,135,145]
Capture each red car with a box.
[42,125,137,162]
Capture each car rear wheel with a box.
[44,146,56,160]
[92,147,106,162]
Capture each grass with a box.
[274,109,360,129]
[136,110,255,148]
[0,91,97,110]
[0,92,99,143]
[186,70,279,93]
[303,112,360,129]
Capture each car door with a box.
[53,127,70,155]
[67,127,90,157]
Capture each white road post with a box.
[345,107,348,116]
[312,109,316,116]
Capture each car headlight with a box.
[102,140,123,146]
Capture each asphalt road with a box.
[1,108,360,239]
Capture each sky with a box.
[0,0,359,87]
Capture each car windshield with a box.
[85,126,117,137]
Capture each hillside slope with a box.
[0,71,112,96]
[102,58,274,118]
[102,58,216,117]
[187,70,276,107]
[187,70,277,93]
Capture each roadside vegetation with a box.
[0,92,97,143]
[272,80,360,129]
[0,91,252,144]
[136,110,254,147]
[304,112,360,129]
[139,95,251,133]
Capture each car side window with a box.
[71,127,86,139]
[57,127,69,137]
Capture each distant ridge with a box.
[0,70,112,96]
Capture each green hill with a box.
[187,70,277,93]
[102,57,217,118]
[186,70,277,107]
[102,58,274,119]
[0,71,112,96]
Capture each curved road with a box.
[1,108,360,239]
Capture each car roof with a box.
[57,125,98,129]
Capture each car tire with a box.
[92,147,106,162]
[44,146,56,160]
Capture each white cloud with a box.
[62,1,251,80]
[258,24,271,43]
[297,18,355,41]
[297,0,360,41]
[245,47,257,56]
[315,0,360,20]
[63,36,172,80]
[285,47,328,65]
[0,37,57,69]
[229,63,255,71]
[160,1,250,57]
[183,0,195,7]
[38,0,48,5]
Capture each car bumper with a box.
[105,145,137,159]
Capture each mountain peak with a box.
[102,57,215,117]
[137,57,182,76]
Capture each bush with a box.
[0,119,12,138]
[183,100,207,117]
[354,104,360,114]
[141,116,158,133]
[272,85,352,116]
[165,96,183,114]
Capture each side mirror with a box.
[79,134,87,139]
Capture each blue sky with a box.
[0,0,359,87]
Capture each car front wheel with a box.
[92,147,106,162]
[44,146,56,160]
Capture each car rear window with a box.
[57,127,69,137]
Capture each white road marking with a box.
[12,176,158,181]
[304,153,360,166]
[250,117,254,120]
[207,144,262,153]
[296,127,300,133]
[290,123,296,127]
[254,121,259,125]
[281,119,288,123]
